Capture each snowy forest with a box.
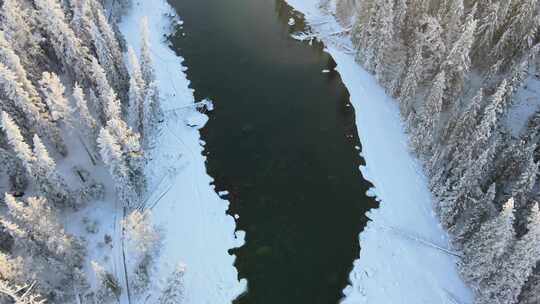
[0,0,187,303]
[2,0,540,303]
[332,0,540,303]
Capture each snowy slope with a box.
[119,1,246,303]
[284,1,473,303]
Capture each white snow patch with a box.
[119,1,246,303]
[283,1,473,303]
[288,17,296,26]
[185,111,209,129]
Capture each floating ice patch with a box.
[185,112,209,129]
[202,98,214,111]
[322,69,331,73]
[288,17,296,26]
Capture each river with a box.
[166,0,378,302]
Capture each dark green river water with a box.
[167,0,378,302]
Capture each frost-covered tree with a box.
[140,17,155,86]
[0,0,43,74]
[69,0,95,45]
[128,46,146,94]
[128,46,145,131]
[128,73,143,131]
[0,31,40,102]
[92,2,129,96]
[39,72,71,124]
[72,83,98,139]
[0,63,67,155]
[91,57,124,123]
[439,0,464,44]
[0,144,27,192]
[442,14,477,98]
[424,70,446,131]
[142,81,162,145]
[399,48,423,116]
[477,203,540,304]
[1,194,86,301]
[472,80,508,152]
[123,210,160,293]
[416,16,446,79]
[0,280,46,304]
[123,210,160,255]
[520,267,540,304]
[460,198,515,286]
[373,0,396,88]
[31,134,72,207]
[0,63,43,129]
[0,252,25,285]
[1,111,34,175]
[32,135,55,176]
[158,263,186,304]
[90,261,120,302]
[35,0,91,82]
[97,127,137,205]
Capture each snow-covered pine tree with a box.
[128,73,143,132]
[35,0,92,83]
[72,83,98,140]
[477,203,540,304]
[128,46,146,94]
[0,144,28,192]
[127,46,145,132]
[0,0,44,77]
[1,111,34,175]
[32,134,73,207]
[520,266,540,304]
[0,279,46,304]
[123,210,161,293]
[97,127,137,206]
[416,16,446,80]
[2,194,87,301]
[92,1,129,98]
[424,70,446,133]
[140,17,155,86]
[0,63,43,131]
[472,80,508,154]
[0,31,41,103]
[142,81,161,146]
[373,0,396,89]
[90,261,121,302]
[351,0,378,72]
[69,0,95,46]
[442,13,477,100]
[399,48,423,116]
[158,263,186,304]
[438,0,464,44]
[460,198,516,287]
[0,63,67,155]
[450,183,497,244]
[39,72,72,124]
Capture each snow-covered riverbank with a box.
[119,1,246,303]
[284,1,473,303]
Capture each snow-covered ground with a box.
[284,1,473,303]
[119,1,246,303]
